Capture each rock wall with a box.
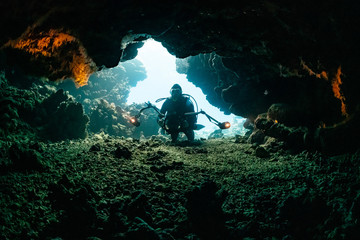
[0,58,159,143]
[176,53,234,115]
[56,59,146,114]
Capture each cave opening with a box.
[2,2,360,239]
[127,39,244,138]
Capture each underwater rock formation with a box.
[0,1,358,114]
[56,59,146,114]
[0,0,359,153]
[89,99,161,139]
[36,89,89,141]
[89,99,131,137]
[0,63,161,143]
[0,73,43,141]
[1,2,360,238]
[44,99,89,141]
[0,77,89,142]
[176,53,233,114]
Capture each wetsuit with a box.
[160,95,196,142]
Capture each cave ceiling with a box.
[1,0,360,127]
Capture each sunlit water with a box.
[127,39,242,138]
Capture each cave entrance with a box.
[127,39,241,138]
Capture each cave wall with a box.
[0,57,162,142]
[56,59,147,113]
[176,53,234,115]
[1,0,360,133]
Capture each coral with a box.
[89,100,160,139]
[89,99,131,136]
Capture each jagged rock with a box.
[235,134,247,143]
[260,137,283,153]
[267,103,297,126]
[125,191,153,224]
[56,59,147,114]
[247,129,265,145]
[88,100,160,139]
[150,165,170,174]
[254,113,273,130]
[150,161,184,173]
[1,0,360,130]
[44,101,89,141]
[243,118,254,130]
[176,53,232,114]
[313,111,360,156]
[265,123,292,140]
[1,137,360,239]
[41,89,69,114]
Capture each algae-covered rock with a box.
[44,101,89,141]
[41,89,69,114]
[89,100,160,139]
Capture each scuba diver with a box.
[158,84,196,142]
[129,84,230,143]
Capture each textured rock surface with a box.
[1,137,360,239]
[1,3,360,238]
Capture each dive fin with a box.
[194,124,205,130]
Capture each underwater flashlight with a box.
[130,117,140,127]
[218,121,231,129]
